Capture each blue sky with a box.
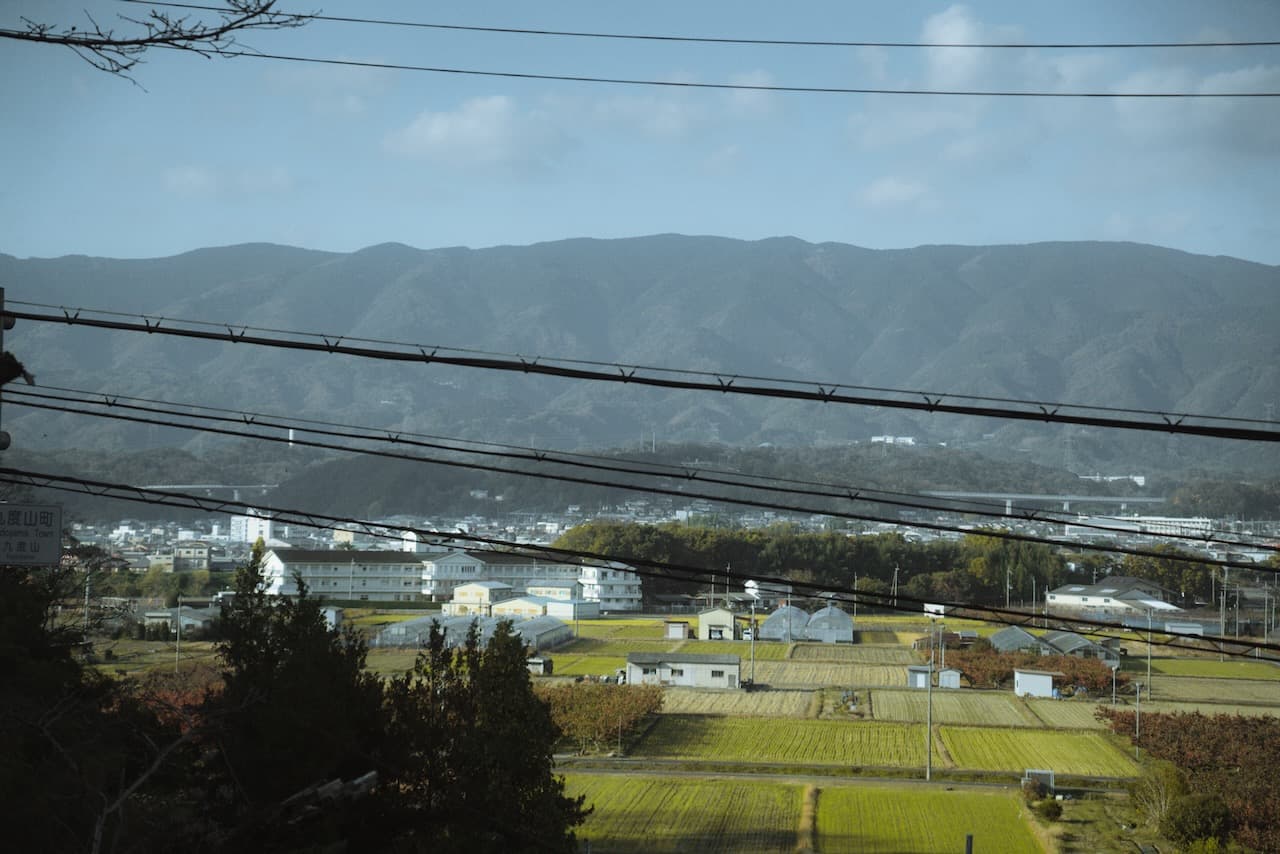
[3,1,1279,263]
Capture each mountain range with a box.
[3,235,1277,476]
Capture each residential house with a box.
[625,652,741,688]
[698,607,737,640]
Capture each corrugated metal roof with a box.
[626,652,741,666]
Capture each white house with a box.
[625,652,741,689]
[445,581,515,616]
[1046,575,1180,617]
[577,562,643,612]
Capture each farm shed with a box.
[760,605,810,642]
[1013,669,1064,698]
[526,656,553,675]
[625,652,741,689]
[664,620,692,640]
[698,607,737,640]
[371,615,570,651]
[906,665,932,689]
[544,599,599,621]
[938,668,962,689]
[804,603,854,643]
[1041,630,1120,666]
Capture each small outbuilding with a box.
[664,620,692,640]
[938,668,962,690]
[1013,668,1064,699]
[906,665,932,689]
[698,607,737,641]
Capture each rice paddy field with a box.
[939,727,1139,777]
[747,660,908,688]
[1024,699,1109,729]
[791,644,921,665]
[565,774,800,853]
[553,654,627,677]
[573,619,667,640]
[634,716,940,768]
[1150,676,1280,703]
[659,687,816,717]
[870,689,1037,728]
[565,774,1046,854]
[815,784,1044,854]
[679,640,792,660]
[1138,657,1280,680]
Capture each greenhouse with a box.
[759,605,810,642]
[804,603,854,643]
[371,614,570,651]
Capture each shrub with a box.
[1163,793,1231,846]
[1037,799,1063,821]
[1022,778,1047,804]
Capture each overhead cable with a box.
[5,465,1275,660]
[9,385,1274,554]
[9,392,1275,574]
[120,2,1280,50]
[9,305,1279,443]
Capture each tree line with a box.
[0,544,588,853]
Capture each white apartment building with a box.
[262,549,428,602]
[423,550,582,601]
[230,509,274,545]
[578,561,643,612]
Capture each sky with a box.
[3,1,1280,264]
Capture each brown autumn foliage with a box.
[536,683,664,754]
[946,648,1126,693]
[1097,708,1280,852]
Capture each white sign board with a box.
[0,503,62,566]
[923,602,948,617]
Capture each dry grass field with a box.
[791,644,920,665]
[869,689,1037,728]
[939,726,1139,777]
[750,660,907,688]
[1150,676,1280,704]
[659,687,816,717]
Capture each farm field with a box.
[558,638,675,656]
[1025,699,1109,729]
[679,640,792,660]
[96,639,219,675]
[870,689,1036,728]
[552,655,627,677]
[940,726,1139,777]
[791,644,920,665]
[659,687,815,717]
[816,784,1043,854]
[573,619,666,640]
[751,660,907,688]
[344,609,433,631]
[1151,676,1280,704]
[1136,657,1280,680]
[364,647,421,676]
[1138,700,1280,718]
[634,715,939,768]
[564,774,800,853]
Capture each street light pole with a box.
[1111,664,1117,705]
[926,656,933,782]
[175,593,181,671]
[1146,609,1153,701]
[750,597,756,687]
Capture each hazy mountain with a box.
[3,235,1277,475]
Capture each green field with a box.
[1150,676,1280,703]
[635,716,939,768]
[1025,699,1109,729]
[553,655,627,677]
[659,688,815,717]
[1138,657,1280,680]
[940,727,1138,777]
[679,640,791,660]
[574,619,666,640]
[565,774,800,853]
[558,638,676,656]
[816,784,1044,854]
[870,689,1036,728]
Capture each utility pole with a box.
[892,564,899,610]
[925,655,933,782]
[1006,566,1011,609]
[852,572,858,621]
[175,593,182,671]
[1146,610,1153,701]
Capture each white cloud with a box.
[726,70,779,116]
[859,176,931,208]
[385,96,564,169]
[922,5,986,88]
[265,60,394,116]
[590,90,707,139]
[163,166,217,195]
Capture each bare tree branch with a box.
[1,1,311,78]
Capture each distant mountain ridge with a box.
[4,235,1277,474]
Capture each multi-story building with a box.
[230,509,274,545]
[578,562,643,612]
[262,549,429,602]
[422,550,581,601]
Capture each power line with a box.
[9,391,1275,573]
[121,2,1280,50]
[6,465,1275,660]
[10,384,1274,553]
[178,48,1280,98]
[10,304,1279,442]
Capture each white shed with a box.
[906,665,932,689]
[938,668,962,690]
[698,607,737,641]
[1013,669,1063,698]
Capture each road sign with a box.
[0,503,62,566]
